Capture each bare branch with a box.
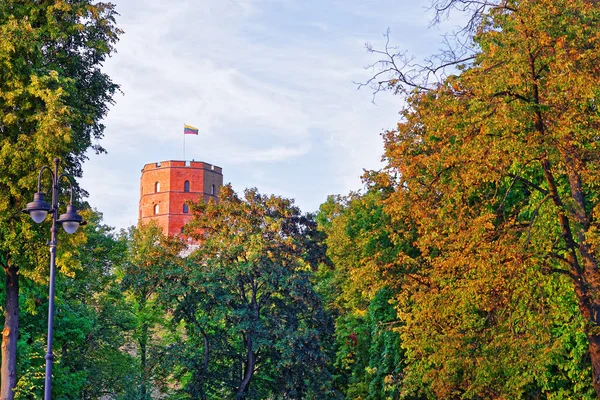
[355,29,432,101]
[429,0,516,34]
[357,1,517,101]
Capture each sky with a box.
[79,0,462,230]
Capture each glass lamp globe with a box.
[23,192,51,223]
[57,204,85,234]
[61,221,80,234]
[30,209,49,224]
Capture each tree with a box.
[12,211,138,399]
[316,189,411,399]
[54,212,136,399]
[171,185,333,399]
[374,0,600,396]
[0,1,120,397]
[119,222,185,399]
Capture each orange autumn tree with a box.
[376,0,600,397]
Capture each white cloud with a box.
[230,144,310,164]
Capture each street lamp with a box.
[22,158,86,400]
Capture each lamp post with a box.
[22,158,85,400]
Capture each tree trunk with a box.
[1,264,18,400]
[236,336,255,399]
[201,328,209,373]
[539,149,600,397]
[566,256,600,396]
[139,320,149,400]
[563,144,600,396]
[526,37,600,395]
[567,261,600,396]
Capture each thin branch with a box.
[524,194,551,248]
[429,55,476,75]
[429,0,516,34]
[405,273,430,287]
[506,173,549,195]
[493,90,532,103]
[547,252,569,265]
[496,172,521,213]
[357,0,519,101]
[355,29,441,101]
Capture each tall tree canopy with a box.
[170,185,333,399]
[316,189,411,399]
[0,1,121,397]
[372,0,600,396]
[14,211,137,399]
[119,222,185,400]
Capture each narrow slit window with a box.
[184,180,190,192]
[211,184,215,195]
[154,204,159,215]
[155,182,160,193]
[183,204,189,214]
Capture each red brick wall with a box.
[139,160,223,237]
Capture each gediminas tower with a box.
[139,160,223,236]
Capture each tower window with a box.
[211,184,215,195]
[184,180,190,192]
[183,204,189,213]
[181,227,185,234]
[154,204,159,215]
[155,182,160,193]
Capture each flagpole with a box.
[183,125,198,160]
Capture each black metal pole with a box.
[43,158,59,400]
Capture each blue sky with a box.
[79,0,462,229]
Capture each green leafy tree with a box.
[371,0,600,396]
[12,211,138,399]
[55,212,136,399]
[120,222,185,400]
[0,1,121,397]
[170,185,333,399]
[316,190,411,400]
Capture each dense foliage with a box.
[172,185,333,399]
[0,0,121,397]
[360,0,600,397]
[315,0,600,397]
[119,222,185,399]
[316,190,408,399]
[6,0,600,398]
[14,212,137,399]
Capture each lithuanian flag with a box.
[184,124,199,135]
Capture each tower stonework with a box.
[139,160,223,236]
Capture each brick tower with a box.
[139,160,223,236]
